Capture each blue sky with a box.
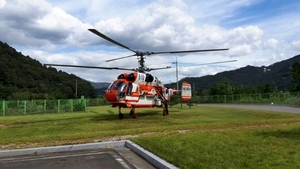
[0,0,299,83]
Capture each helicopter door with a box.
[113,81,127,100]
[181,81,191,102]
[127,83,133,95]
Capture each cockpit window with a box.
[127,83,133,95]
[106,82,113,91]
[112,81,127,100]
[113,81,127,91]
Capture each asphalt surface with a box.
[201,104,300,114]
[0,141,165,169]
[0,149,136,169]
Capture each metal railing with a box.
[1,99,87,116]
[1,92,299,116]
[192,92,300,105]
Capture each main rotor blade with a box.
[106,54,137,62]
[88,29,136,53]
[45,64,135,71]
[188,60,237,66]
[151,48,229,55]
[147,66,172,71]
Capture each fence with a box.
[1,92,299,116]
[193,92,300,105]
[1,99,87,116]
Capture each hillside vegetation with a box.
[168,54,300,95]
[0,42,97,100]
[92,54,300,96]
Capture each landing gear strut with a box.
[163,102,169,116]
[130,107,138,119]
[118,107,124,119]
[118,107,138,119]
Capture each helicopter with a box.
[46,28,230,119]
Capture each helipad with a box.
[0,140,178,169]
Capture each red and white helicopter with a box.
[46,29,230,119]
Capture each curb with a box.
[125,140,179,169]
[0,140,178,169]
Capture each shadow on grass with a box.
[89,108,181,121]
[257,127,300,140]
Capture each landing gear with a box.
[130,107,138,119]
[163,102,169,116]
[118,107,138,119]
[118,107,124,119]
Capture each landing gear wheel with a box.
[130,108,138,119]
[119,113,124,119]
[132,112,138,119]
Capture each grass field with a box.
[1,105,300,168]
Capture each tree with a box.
[208,78,235,95]
[169,95,180,107]
[290,62,300,92]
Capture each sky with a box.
[0,0,299,84]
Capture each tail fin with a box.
[181,81,191,102]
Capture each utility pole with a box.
[264,67,272,89]
[172,57,179,90]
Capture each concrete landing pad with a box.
[0,140,178,169]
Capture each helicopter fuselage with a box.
[105,72,171,108]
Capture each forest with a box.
[0,41,97,100]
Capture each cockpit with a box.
[106,80,131,100]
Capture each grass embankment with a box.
[1,105,300,168]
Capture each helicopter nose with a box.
[105,90,126,101]
[105,90,118,102]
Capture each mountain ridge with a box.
[91,54,300,93]
[176,54,300,91]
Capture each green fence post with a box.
[24,101,27,115]
[44,100,46,113]
[84,99,87,111]
[70,99,73,112]
[2,100,5,116]
[58,99,60,113]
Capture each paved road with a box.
[201,104,300,114]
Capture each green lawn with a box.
[1,105,300,168]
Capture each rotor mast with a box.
[137,55,146,73]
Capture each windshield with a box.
[113,81,127,91]
[106,82,113,91]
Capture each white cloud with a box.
[0,0,299,83]
[264,38,279,50]
[290,40,300,51]
[0,0,6,8]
